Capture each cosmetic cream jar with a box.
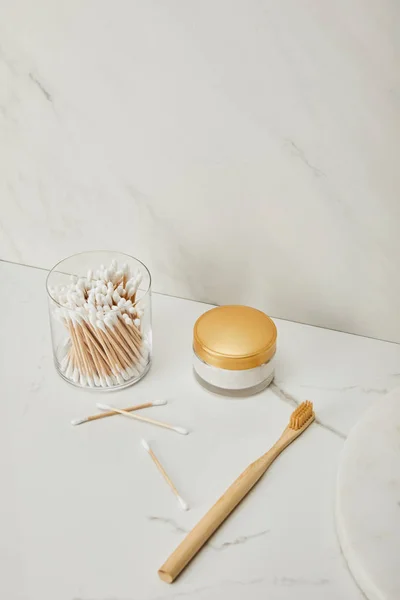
[193,305,277,397]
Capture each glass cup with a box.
[46,251,152,391]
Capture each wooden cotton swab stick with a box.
[141,439,189,511]
[96,403,189,436]
[71,400,167,426]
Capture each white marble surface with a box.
[1,1,400,341]
[336,390,400,600]
[2,259,400,599]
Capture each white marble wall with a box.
[0,1,399,341]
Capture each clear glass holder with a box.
[46,251,152,391]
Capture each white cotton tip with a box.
[140,344,149,359]
[96,320,106,332]
[99,375,107,387]
[70,417,87,426]
[113,291,121,304]
[93,373,100,386]
[125,366,138,378]
[111,259,118,270]
[119,369,128,381]
[123,368,133,381]
[115,372,125,384]
[66,362,73,379]
[152,399,167,406]
[74,311,85,324]
[73,368,80,383]
[141,439,150,452]
[104,315,113,329]
[177,496,189,511]
[174,427,189,436]
[105,375,113,386]
[96,403,111,411]
[134,318,141,328]
[79,373,86,386]
[138,355,148,368]
[60,355,69,371]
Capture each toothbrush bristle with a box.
[289,401,314,430]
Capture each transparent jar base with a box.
[56,356,152,392]
[193,368,275,397]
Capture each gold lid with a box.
[193,305,277,371]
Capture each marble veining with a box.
[270,383,347,439]
[1,1,400,341]
[336,390,400,599]
[3,260,400,599]
[147,516,269,551]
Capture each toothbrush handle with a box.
[158,439,289,584]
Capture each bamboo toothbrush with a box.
[71,400,167,426]
[158,401,315,583]
[96,403,189,435]
[141,440,189,511]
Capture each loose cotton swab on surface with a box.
[96,403,189,435]
[141,439,189,511]
[71,400,167,426]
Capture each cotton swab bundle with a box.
[71,399,167,426]
[141,440,189,511]
[49,259,150,389]
[96,403,189,435]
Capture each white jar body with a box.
[193,351,275,396]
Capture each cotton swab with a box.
[141,439,189,511]
[51,258,149,389]
[96,403,189,435]
[71,399,167,426]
